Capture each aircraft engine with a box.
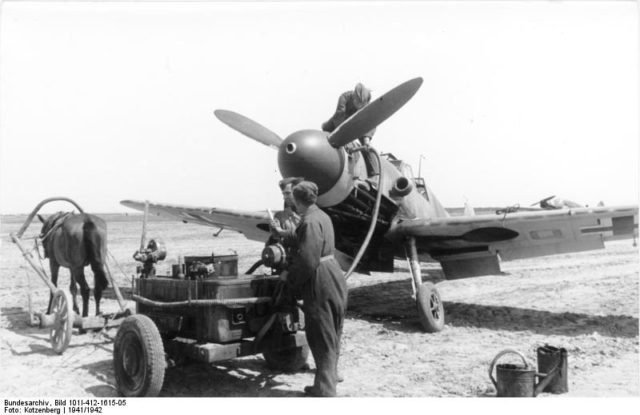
[277,129,354,207]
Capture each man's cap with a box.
[292,181,319,205]
[279,176,304,190]
[354,83,372,107]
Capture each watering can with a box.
[488,349,559,397]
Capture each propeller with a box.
[214,109,283,150]
[328,77,424,148]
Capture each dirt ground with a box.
[1,215,638,398]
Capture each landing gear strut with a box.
[405,237,445,332]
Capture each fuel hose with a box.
[132,294,271,308]
[344,146,383,280]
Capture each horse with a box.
[38,212,109,317]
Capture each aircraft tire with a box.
[416,283,445,333]
[113,314,166,397]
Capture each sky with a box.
[0,0,637,214]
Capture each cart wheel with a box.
[416,282,445,333]
[263,345,309,372]
[50,289,74,354]
[113,315,166,397]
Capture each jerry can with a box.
[537,344,568,394]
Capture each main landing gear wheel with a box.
[49,289,74,354]
[263,344,310,372]
[113,315,166,397]
[416,282,445,333]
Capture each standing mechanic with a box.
[279,181,347,397]
[268,177,304,248]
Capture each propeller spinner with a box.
[277,129,345,195]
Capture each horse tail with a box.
[83,216,109,291]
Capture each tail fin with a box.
[464,200,476,216]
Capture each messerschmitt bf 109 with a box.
[121,77,638,332]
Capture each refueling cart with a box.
[112,207,308,397]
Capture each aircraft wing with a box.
[392,205,638,277]
[120,200,271,242]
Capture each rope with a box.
[107,250,134,286]
[34,238,45,262]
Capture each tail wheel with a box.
[50,289,74,354]
[416,282,445,333]
[113,315,166,397]
[263,345,309,372]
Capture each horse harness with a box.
[38,212,75,257]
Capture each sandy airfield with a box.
[0,214,638,398]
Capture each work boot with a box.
[304,386,322,397]
[304,385,337,397]
[312,368,344,382]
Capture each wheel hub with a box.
[430,293,441,319]
[122,340,142,378]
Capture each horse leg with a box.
[66,270,80,315]
[72,268,91,318]
[90,263,108,316]
[47,262,60,314]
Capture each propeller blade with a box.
[328,77,424,148]
[214,109,282,149]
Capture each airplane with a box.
[121,77,638,333]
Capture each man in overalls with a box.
[268,176,304,249]
[279,181,348,397]
[321,83,378,178]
